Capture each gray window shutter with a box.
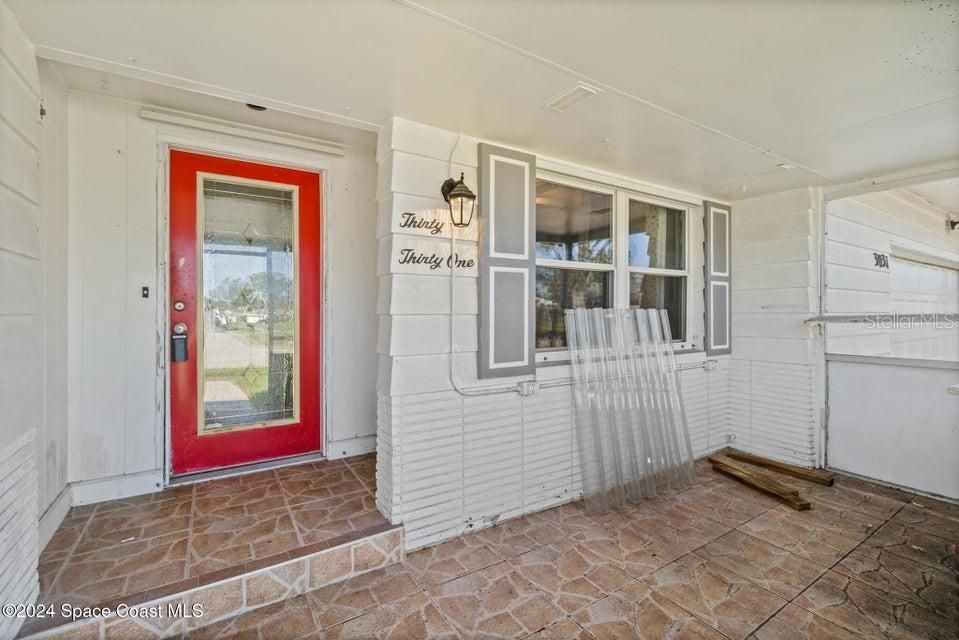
[477,143,536,378]
[704,201,731,355]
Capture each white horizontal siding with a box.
[463,393,525,527]
[728,359,816,466]
[379,314,478,356]
[0,118,39,202]
[824,189,959,356]
[521,385,576,514]
[0,4,41,636]
[729,187,821,468]
[0,432,39,640]
[0,181,39,257]
[0,3,39,94]
[683,367,710,455]
[0,53,39,149]
[706,364,729,453]
[377,274,478,316]
[733,287,815,313]
[376,149,475,202]
[733,236,814,267]
[381,361,728,550]
[735,261,815,290]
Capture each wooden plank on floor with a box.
[709,456,811,511]
[725,449,834,486]
[709,455,800,497]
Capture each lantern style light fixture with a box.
[441,173,476,227]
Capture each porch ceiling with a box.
[8,0,958,201]
[907,176,959,217]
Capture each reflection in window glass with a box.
[201,179,297,431]
[535,180,612,264]
[629,273,685,341]
[628,200,685,270]
[536,267,611,349]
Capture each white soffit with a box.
[907,176,959,217]
[8,0,959,201]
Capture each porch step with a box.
[19,522,404,639]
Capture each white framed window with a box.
[534,171,692,363]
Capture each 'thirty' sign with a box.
[399,212,444,236]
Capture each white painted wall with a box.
[66,93,165,494]
[375,117,730,550]
[728,188,824,467]
[0,0,41,633]
[828,359,958,499]
[37,59,70,542]
[66,92,378,498]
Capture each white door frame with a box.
[155,119,338,486]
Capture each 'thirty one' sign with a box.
[389,234,478,276]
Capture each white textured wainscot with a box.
[0,432,40,640]
[376,360,729,551]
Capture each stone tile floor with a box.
[37,454,380,610]
[196,459,958,639]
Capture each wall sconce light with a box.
[441,173,476,228]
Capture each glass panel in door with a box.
[200,178,298,432]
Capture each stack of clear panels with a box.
[565,307,695,512]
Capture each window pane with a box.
[535,180,612,264]
[628,200,685,270]
[536,267,611,349]
[202,179,297,431]
[629,273,685,341]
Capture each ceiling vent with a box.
[543,82,601,112]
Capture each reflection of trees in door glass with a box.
[201,180,297,429]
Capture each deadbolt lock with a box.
[171,323,188,362]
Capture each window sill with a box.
[531,348,713,387]
[535,344,702,366]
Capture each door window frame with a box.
[195,171,302,434]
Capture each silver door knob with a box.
[173,322,188,335]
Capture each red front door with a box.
[169,150,321,475]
